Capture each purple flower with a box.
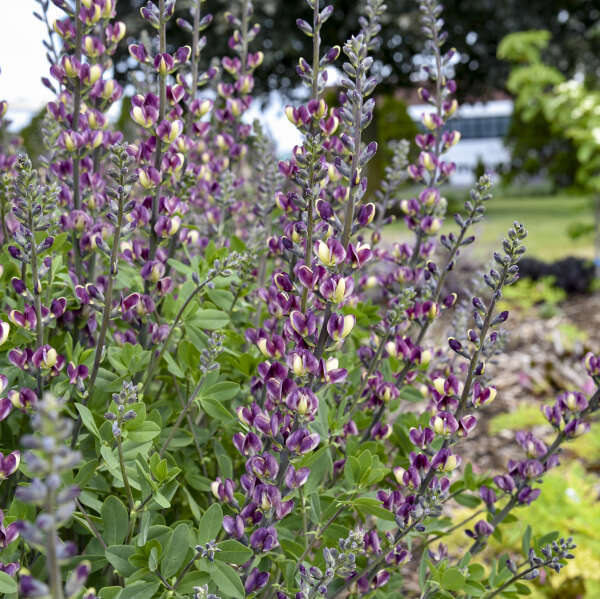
[233,432,262,456]
[249,526,278,552]
[466,519,494,539]
[286,387,318,419]
[346,242,372,268]
[327,313,355,342]
[479,486,497,508]
[289,310,317,338]
[517,486,541,505]
[557,391,588,413]
[314,238,345,267]
[430,411,458,436]
[431,448,460,473]
[319,275,354,304]
[457,415,477,437]
[246,454,279,481]
[223,515,245,539]
[284,465,310,489]
[409,426,434,449]
[19,575,49,598]
[564,418,590,438]
[584,352,600,377]
[285,429,320,454]
[0,510,19,548]
[493,474,515,493]
[356,203,376,226]
[245,568,269,593]
[0,561,18,576]
[65,561,91,598]
[0,451,20,480]
[67,362,89,385]
[210,478,235,503]
[515,432,547,458]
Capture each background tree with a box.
[114,0,600,100]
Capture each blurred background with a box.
[4,0,600,266]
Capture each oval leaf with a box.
[102,496,129,546]
[197,503,223,544]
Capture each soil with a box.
[459,291,600,474]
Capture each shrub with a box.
[517,257,596,294]
[0,1,597,599]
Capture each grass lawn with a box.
[383,191,597,261]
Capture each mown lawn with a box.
[383,191,597,261]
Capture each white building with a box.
[407,100,514,186]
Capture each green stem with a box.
[300,0,321,313]
[185,0,202,137]
[297,503,347,565]
[149,0,167,261]
[341,88,363,249]
[71,184,125,448]
[482,563,549,599]
[159,375,205,457]
[71,0,83,280]
[240,0,250,74]
[142,278,209,395]
[117,433,135,512]
[172,375,204,461]
[76,497,107,549]
[46,489,64,599]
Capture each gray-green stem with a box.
[71,186,126,449]
[159,374,205,457]
[46,488,64,599]
[117,433,135,512]
[142,278,210,395]
[71,0,83,280]
[149,0,167,261]
[185,0,202,137]
[300,0,322,313]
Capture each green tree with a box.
[114,0,600,101]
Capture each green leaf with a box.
[126,420,161,443]
[118,581,160,599]
[192,309,230,330]
[102,496,129,546]
[418,551,429,589]
[163,351,185,378]
[463,581,486,596]
[148,545,159,572]
[105,545,137,577]
[514,582,532,595]
[350,497,395,521]
[199,397,235,423]
[522,524,532,556]
[454,493,481,508]
[75,403,101,439]
[202,381,240,402]
[536,531,559,548]
[280,538,305,560]
[209,561,245,598]
[0,571,17,594]
[99,588,122,599]
[468,563,486,581]
[207,288,235,311]
[441,567,465,591]
[399,386,424,402]
[161,523,191,577]
[197,503,223,544]
[216,540,253,564]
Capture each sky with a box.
[0,1,301,152]
[0,2,59,128]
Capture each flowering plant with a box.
[0,0,597,598]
